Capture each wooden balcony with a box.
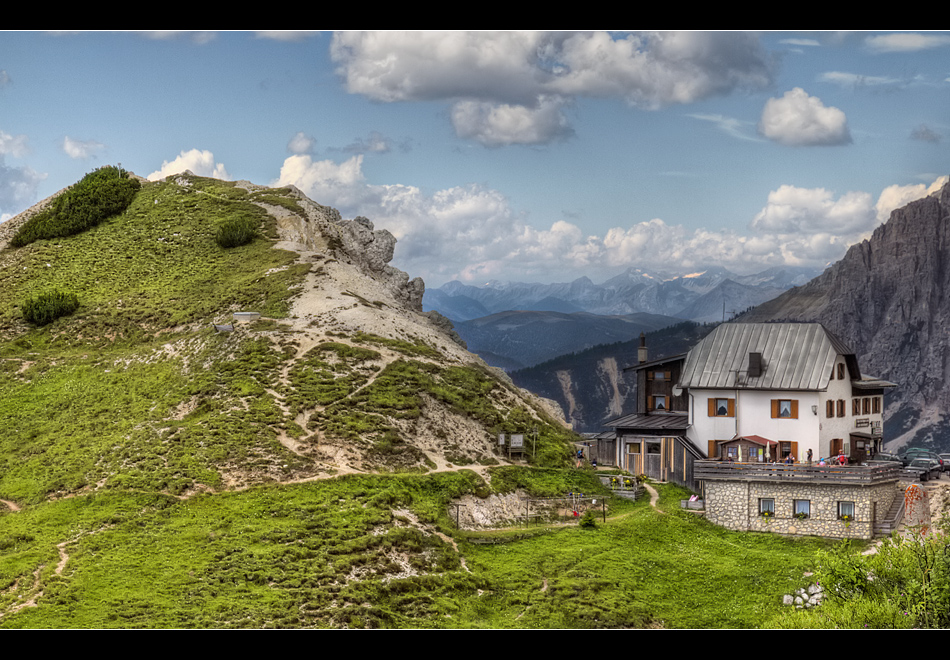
[694,460,901,485]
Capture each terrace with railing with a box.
[694,460,902,485]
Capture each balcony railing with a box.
[694,460,901,485]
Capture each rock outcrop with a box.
[249,184,425,313]
[742,180,950,450]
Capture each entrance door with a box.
[644,441,662,480]
[851,436,868,463]
[831,438,843,459]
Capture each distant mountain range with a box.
[452,310,682,370]
[423,265,820,369]
[424,265,821,323]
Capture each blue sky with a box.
[0,31,947,287]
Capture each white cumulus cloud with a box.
[62,136,106,160]
[147,149,231,182]
[758,88,852,146]
[273,151,948,285]
[330,31,775,147]
[0,130,29,158]
[451,97,573,146]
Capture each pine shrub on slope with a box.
[10,165,140,247]
[20,290,79,326]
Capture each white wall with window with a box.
[688,389,821,462]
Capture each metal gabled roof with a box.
[678,322,856,391]
[604,411,689,430]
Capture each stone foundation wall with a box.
[704,479,898,539]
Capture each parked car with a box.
[940,454,950,472]
[869,452,903,464]
[900,449,944,470]
[907,458,941,481]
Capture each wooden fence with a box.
[694,460,901,485]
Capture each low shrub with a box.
[215,216,258,248]
[21,290,80,326]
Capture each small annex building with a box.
[602,334,703,491]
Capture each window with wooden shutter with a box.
[836,399,845,417]
[863,398,871,415]
[826,400,834,418]
[873,397,881,414]
[852,399,860,416]
[772,399,798,419]
[708,398,735,417]
[837,363,845,380]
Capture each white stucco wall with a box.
[685,354,885,463]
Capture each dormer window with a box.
[748,352,762,378]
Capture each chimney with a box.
[638,332,648,364]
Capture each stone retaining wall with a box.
[704,479,898,539]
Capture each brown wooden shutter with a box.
[708,399,716,417]
[727,399,735,417]
[791,441,799,459]
[708,440,718,458]
[790,400,799,419]
[771,399,779,418]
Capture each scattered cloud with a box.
[688,113,761,141]
[255,31,321,42]
[818,71,903,88]
[0,158,46,218]
[273,153,945,285]
[875,177,948,222]
[779,38,820,48]
[147,149,230,181]
[0,70,10,88]
[330,31,775,146]
[911,124,941,143]
[61,136,106,160]
[274,154,370,211]
[140,31,217,45]
[750,185,875,235]
[342,131,394,154]
[0,130,29,158]
[450,96,574,146]
[865,33,950,53]
[758,88,852,146]
[287,132,317,155]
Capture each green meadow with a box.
[0,167,945,629]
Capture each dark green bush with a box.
[21,291,80,326]
[11,166,140,247]
[215,216,258,248]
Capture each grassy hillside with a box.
[0,168,901,629]
[0,471,841,629]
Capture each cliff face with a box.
[742,181,950,450]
